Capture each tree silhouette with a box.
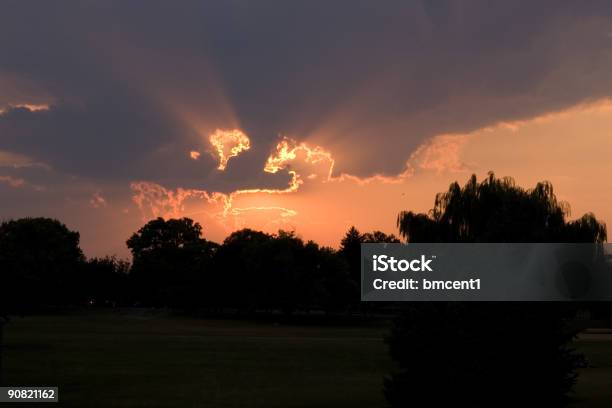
[83,256,130,306]
[212,228,274,313]
[0,218,85,385]
[127,217,217,308]
[339,226,364,288]
[212,228,353,314]
[362,231,400,244]
[0,217,85,311]
[387,173,607,407]
[340,227,400,288]
[340,227,400,312]
[397,173,606,243]
[309,244,353,313]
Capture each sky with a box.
[1,1,612,258]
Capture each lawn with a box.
[1,310,390,408]
[2,310,612,407]
[572,330,612,408]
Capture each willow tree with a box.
[397,172,606,243]
[386,173,607,407]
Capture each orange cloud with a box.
[130,181,229,220]
[130,181,298,238]
[209,129,251,170]
[131,139,307,233]
[0,103,49,115]
[408,134,471,174]
[89,192,108,209]
[264,137,335,179]
[264,136,414,186]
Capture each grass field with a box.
[2,310,612,407]
[1,310,390,407]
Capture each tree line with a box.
[0,215,398,315]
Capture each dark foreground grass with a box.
[572,330,612,408]
[2,311,612,408]
[1,310,390,408]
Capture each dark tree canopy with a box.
[213,229,352,314]
[397,172,607,243]
[339,227,400,304]
[0,217,84,312]
[83,256,130,306]
[362,231,400,244]
[124,221,355,314]
[387,173,607,408]
[126,217,217,308]
[127,217,206,255]
[338,226,364,288]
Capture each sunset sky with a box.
[1,1,612,258]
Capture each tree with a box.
[339,226,363,290]
[83,256,130,306]
[212,228,274,312]
[267,233,352,314]
[387,173,607,407]
[212,229,353,314]
[309,244,353,312]
[338,226,363,303]
[0,217,85,311]
[339,227,400,306]
[362,231,400,244]
[126,217,217,308]
[397,173,606,243]
[0,218,85,385]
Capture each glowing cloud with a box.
[131,181,229,220]
[264,136,411,186]
[0,103,50,116]
[408,134,470,174]
[209,129,251,170]
[13,103,49,112]
[264,137,335,179]
[130,179,301,239]
[131,134,404,237]
[132,136,409,230]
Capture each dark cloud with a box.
[1,0,612,188]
